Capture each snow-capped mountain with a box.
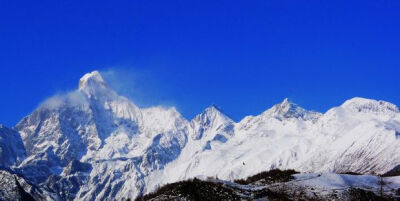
[154,97,400,188]
[1,70,400,200]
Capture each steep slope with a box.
[145,105,235,191]
[187,105,235,155]
[0,168,54,201]
[190,105,234,140]
[76,106,188,201]
[14,71,189,200]
[0,125,25,167]
[300,98,400,174]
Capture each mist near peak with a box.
[99,68,178,109]
[38,91,89,110]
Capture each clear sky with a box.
[1,0,400,126]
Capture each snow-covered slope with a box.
[0,70,399,200]
[151,97,400,189]
[145,105,236,189]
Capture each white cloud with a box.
[39,91,88,110]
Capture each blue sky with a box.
[1,0,400,126]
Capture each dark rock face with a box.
[42,160,92,200]
[0,125,25,167]
[348,188,393,201]
[384,164,400,177]
[45,174,88,201]
[0,169,46,201]
[63,160,92,175]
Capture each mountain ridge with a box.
[1,70,400,200]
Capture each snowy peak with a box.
[78,71,111,97]
[79,70,106,89]
[190,105,234,141]
[268,98,321,121]
[203,104,228,117]
[281,97,290,105]
[193,105,233,125]
[341,97,399,114]
[275,98,302,115]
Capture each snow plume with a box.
[37,68,178,113]
[39,90,88,110]
[100,68,177,109]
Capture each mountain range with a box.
[1,70,400,200]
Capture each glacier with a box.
[0,70,399,200]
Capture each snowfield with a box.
[0,70,399,200]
